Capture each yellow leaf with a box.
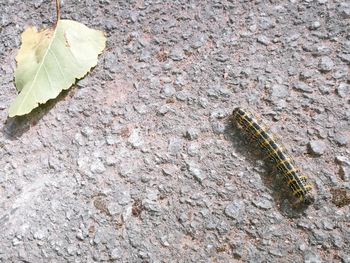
[9,19,106,117]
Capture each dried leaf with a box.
[9,19,106,117]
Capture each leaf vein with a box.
[48,48,67,84]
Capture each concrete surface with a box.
[0,0,350,262]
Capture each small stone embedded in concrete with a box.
[338,3,350,18]
[268,84,289,100]
[252,196,273,210]
[187,161,206,183]
[304,250,322,263]
[334,132,349,146]
[185,128,199,141]
[110,248,122,260]
[161,84,176,97]
[309,21,321,30]
[128,129,144,148]
[133,104,148,114]
[90,159,106,174]
[224,200,245,219]
[169,48,185,61]
[335,156,350,181]
[176,91,188,101]
[308,140,327,156]
[157,105,171,115]
[338,53,350,64]
[168,138,183,155]
[333,67,348,79]
[299,69,316,80]
[210,108,229,119]
[318,85,332,94]
[199,97,208,108]
[318,56,334,72]
[212,122,226,134]
[293,81,313,93]
[187,143,200,156]
[139,49,151,62]
[162,165,178,176]
[336,83,350,98]
[257,35,271,46]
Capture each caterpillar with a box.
[232,107,314,205]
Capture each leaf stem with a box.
[55,0,60,26]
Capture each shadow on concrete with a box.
[2,89,72,140]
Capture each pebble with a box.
[224,200,245,219]
[187,161,206,183]
[175,74,187,87]
[309,21,321,30]
[312,45,331,56]
[215,54,229,62]
[338,3,350,18]
[199,97,209,108]
[334,132,349,146]
[175,91,188,101]
[304,250,321,263]
[157,105,172,115]
[257,35,271,46]
[318,85,332,94]
[335,156,350,181]
[331,233,344,248]
[338,53,350,64]
[81,126,94,138]
[168,138,183,155]
[187,143,200,156]
[110,248,122,260]
[128,129,144,148]
[308,140,327,156]
[162,165,178,176]
[133,104,148,114]
[210,109,229,119]
[90,159,106,174]
[212,122,226,134]
[142,200,162,214]
[33,229,46,240]
[293,81,313,93]
[336,83,350,98]
[318,57,334,72]
[139,49,151,62]
[299,69,316,80]
[252,196,273,210]
[161,84,176,97]
[332,67,348,79]
[169,48,185,61]
[185,128,199,141]
[268,84,290,100]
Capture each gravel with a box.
[1,1,349,262]
[336,83,350,98]
[318,56,334,72]
[308,140,327,156]
[293,81,313,93]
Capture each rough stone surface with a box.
[308,140,327,156]
[336,83,350,98]
[318,56,334,72]
[0,1,349,262]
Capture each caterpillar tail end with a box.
[303,192,315,205]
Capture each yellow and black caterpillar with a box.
[232,107,314,205]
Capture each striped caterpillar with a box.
[232,107,314,205]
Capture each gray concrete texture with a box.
[0,0,350,262]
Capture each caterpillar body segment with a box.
[232,107,314,205]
